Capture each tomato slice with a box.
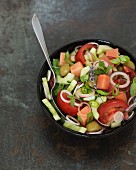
[123,66,136,79]
[98,99,128,124]
[56,91,78,116]
[75,43,97,64]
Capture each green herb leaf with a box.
[52,59,60,75]
[110,58,120,64]
[65,51,73,65]
[96,90,109,96]
[77,115,82,122]
[105,65,112,73]
[130,77,136,96]
[67,95,75,106]
[99,61,105,67]
[80,74,89,82]
[119,55,130,62]
[54,84,64,95]
[94,69,105,75]
[87,112,93,124]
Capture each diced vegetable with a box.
[63,121,87,133]
[70,61,84,77]
[57,73,75,84]
[77,106,92,126]
[97,74,110,90]
[42,77,51,100]
[124,60,135,70]
[111,121,121,128]
[96,96,107,104]
[86,121,102,132]
[97,45,113,55]
[106,48,119,58]
[42,99,61,121]
[115,91,127,102]
[59,52,67,66]
[89,101,99,108]
[60,63,70,76]
[80,66,90,77]
[67,79,77,92]
[91,107,99,120]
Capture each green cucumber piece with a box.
[42,77,51,100]
[97,45,113,55]
[91,107,99,120]
[42,99,61,121]
[96,96,107,104]
[67,79,77,92]
[57,73,75,84]
[111,122,121,128]
[63,121,87,133]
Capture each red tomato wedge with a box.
[75,43,97,64]
[123,66,136,79]
[115,91,127,102]
[98,99,128,124]
[56,91,78,116]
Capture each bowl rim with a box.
[37,39,136,139]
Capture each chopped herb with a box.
[77,115,82,122]
[105,65,112,73]
[87,112,93,124]
[94,69,105,75]
[65,51,73,65]
[130,77,136,96]
[96,90,109,96]
[54,84,64,95]
[110,58,120,64]
[80,74,89,82]
[52,59,60,75]
[67,95,75,106]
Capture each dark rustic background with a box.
[0,0,136,169]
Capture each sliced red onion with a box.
[60,90,72,103]
[110,71,130,88]
[113,111,124,123]
[87,42,99,47]
[75,88,95,98]
[66,115,80,126]
[125,102,136,113]
[85,51,93,61]
[128,111,135,119]
[78,102,91,112]
[70,55,75,62]
[86,128,105,135]
[128,96,135,105]
[97,119,110,127]
[93,60,109,70]
[74,45,82,51]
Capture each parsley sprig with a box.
[67,95,75,107]
[52,59,60,75]
[94,61,112,75]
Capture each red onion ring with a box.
[110,71,130,88]
[78,102,91,112]
[125,102,136,113]
[60,90,71,103]
[97,119,110,127]
[66,115,80,126]
[86,128,105,135]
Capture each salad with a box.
[42,42,136,135]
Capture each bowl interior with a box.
[37,39,136,138]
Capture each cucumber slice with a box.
[97,45,113,55]
[80,66,90,77]
[57,73,75,84]
[91,107,99,120]
[42,99,61,121]
[63,121,87,133]
[42,77,51,100]
[67,79,77,92]
[111,122,121,128]
[96,96,107,104]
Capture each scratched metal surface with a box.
[0,0,136,169]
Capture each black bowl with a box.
[37,39,136,138]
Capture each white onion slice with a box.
[75,88,95,98]
[86,128,104,135]
[113,111,124,123]
[87,42,99,46]
[74,45,82,51]
[73,83,84,96]
[93,60,109,70]
[128,111,135,119]
[66,115,80,126]
[60,90,72,103]
[110,71,130,88]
